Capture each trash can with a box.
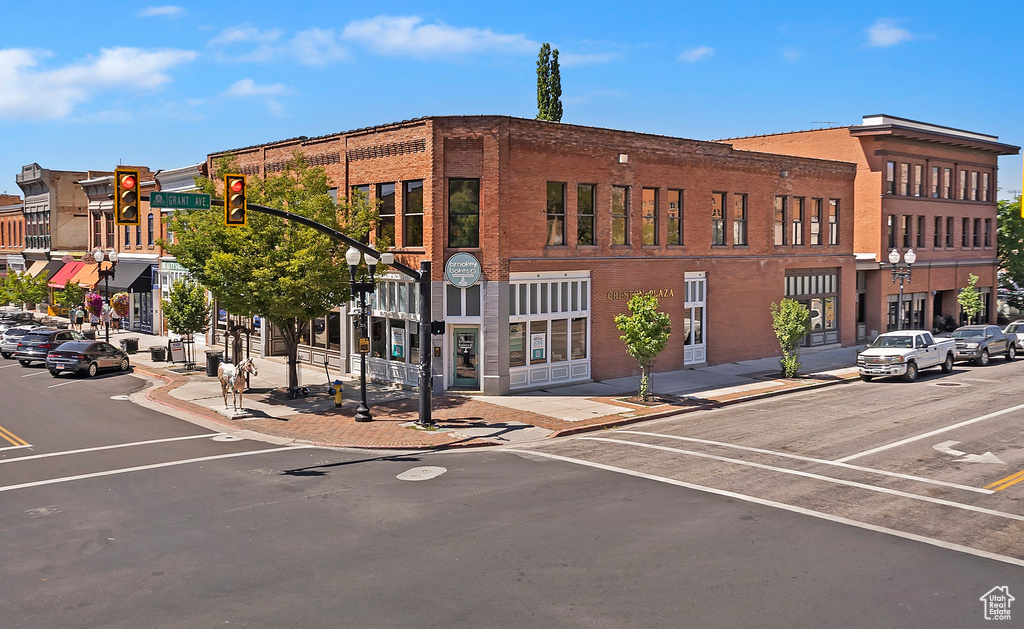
[150,345,166,362]
[84,329,96,340]
[120,337,139,354]
[205,349,224,377]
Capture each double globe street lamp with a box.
[346,247,394,422]
[888,247,916,331]
[93,248,119,342]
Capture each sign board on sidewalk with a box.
[169,340,185,363]
[149,192,211,210]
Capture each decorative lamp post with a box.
[346,247,395,422]
[887,248,916,331]
[93,249,119,342]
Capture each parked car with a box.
[857,330,956,382]
[13,328,85,366]
[950,325,1016,365]
[0,311,36,334]
[1003,320,1024,349]
[46,340,130,377]
[0,324,42,359]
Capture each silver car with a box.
[1003,320,1024,349]
[1,324,42,359]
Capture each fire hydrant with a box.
[332,379,344,407]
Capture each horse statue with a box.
[218,356,259,411]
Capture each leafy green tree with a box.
[163,153,377,395]
[958,273,983,324]
[55,279,86,313]
[536,43,563,122]
[614,292,671,402]
[771,298,810,378]
[997,195,1024,310]
[3,270,49,306]
[163,280,209,337]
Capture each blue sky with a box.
[1,1,1022,200]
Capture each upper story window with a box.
[667,189,683,246]
[982,173,990,202]
[934,217,942,248]
[959,170,968,200]
[943,168,952,198]
[931,166,940,198]
[973,218,981,247]
[810,198,822,246]
[791,197,804,246]
[711,192,726,246]
[901,215,911,249]
[135,223,142,248]
[403,180,424,248]
[641,188,658,246]
[886,161,896,194]
[970,172,979,201]
[946,217,954,248]
[962,217,970,248]
[914,164,923,197]
[376,183,396,246]
[546,182,566,246]
[887,215,896,250]
[916,216,925,249]
[774,195,787,246]
[985,218,992,247]
[351,185,371,244]
[828,200,839,246]
[147,213,154,246]
[732,193,747,246]
[577,184,596,246]
[92,213,102,249]
[611,186,629,246]
[448,178,480,248]
[899,163,909,195]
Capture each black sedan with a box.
[46,341,131,377]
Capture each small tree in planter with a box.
[56,280,86,316]
[958,273,983,324]
[163,280,209,338]
[614,292,671,402]
[771,298,811,378]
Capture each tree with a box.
[536,43,562,122]
[2,270,49,307]
[163,153,377,396]
[771,298,810,378]
[958,273,983,324]
[163,280,209,337]
[55,279,86,313]
[997,195,1024,310]
[614,292,671,402]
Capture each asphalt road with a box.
[1,358,1022,628]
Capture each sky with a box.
[1,0,1022,200]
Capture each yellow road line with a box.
[986,469,1024,491]
[0,424,29,447]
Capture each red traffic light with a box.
[120,174,136,190]
[229,178,243,193]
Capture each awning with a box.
[48,262,85,289]
[72,263,100,290]
[26,260,48,276]
[29,260,63,280]
[103,262,152,291]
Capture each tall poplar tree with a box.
[536,43,563,122]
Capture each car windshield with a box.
[21,332,55,342]
[871,335,913,348]
[1006,324,1024,333]
[951,329,984,338]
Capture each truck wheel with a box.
[976,350,990,366]
[902,362,919,382]
[1007,345,1016,361]
[859,374,873,382]
[941,353,954,373]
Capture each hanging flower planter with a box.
[111,292,130,318]
[85,292,103,316]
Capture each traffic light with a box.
[224,174,247,226]
[114,168,140,226]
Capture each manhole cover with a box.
[397,466,447,481]
[934,382,962,387]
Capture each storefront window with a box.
[550,319,568,362]
[409,328,419,365]
[371,317,386,358]
[509,323,526,367]
[389,320,405,361]
[529,321,547,365]
[571,317,587,359]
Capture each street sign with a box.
[149,191,211,210]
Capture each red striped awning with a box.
[47,262,85,289]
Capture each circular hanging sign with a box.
[444,253,482,288]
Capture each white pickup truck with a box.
[856,330,956,382]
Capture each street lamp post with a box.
[346,247,395,422]
[93,249,119,343]
[887,248,916,331]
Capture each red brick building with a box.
[0,194,25,277]
[726,115,1020,339]
[210,116,857,394]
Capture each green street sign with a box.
[149,191,211,210]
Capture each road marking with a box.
[20,370,48,377]
[0,363,21,369]
[505,448,1024,568]
[619,431,993,494]
[578,437,1024,523]
[834,401,1024,463]
[986,469,1024,492]
[0,444,32,452]
[47,380,81,388]
[0,433,228,465]
[0,424,29,446]
[932,440,1004,464]
[0,445,313,493]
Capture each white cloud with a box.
[783,47,800,62]
[0,46,197,120]
[210,26,348,65]
[342,15,537,58]
[678,46,714,62]
[223,79,292,97]
[866,19,914,47]
[210,24,282,45]
[289,28,349,65]
[139,6,185,18]
[559,52,620,67]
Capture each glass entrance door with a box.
[453,327,479,389]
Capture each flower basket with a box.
[111,292,130,318]
[85,292,103,317]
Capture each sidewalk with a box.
[107,328,862,451]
